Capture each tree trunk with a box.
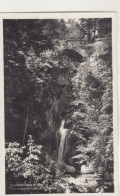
[22,105,29,145]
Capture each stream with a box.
[57,120,98,193]
[57,120,97,193]
[61,173,98,193]
[64,173,97,186]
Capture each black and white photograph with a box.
[1,12,117,194]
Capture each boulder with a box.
[60,163,76,174]
[65,164,76,173]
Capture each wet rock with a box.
[61,163,76,174]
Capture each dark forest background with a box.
[4,18,113,193]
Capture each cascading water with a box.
[58,120,68,164]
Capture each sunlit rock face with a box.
[37,73,72,156]
[45,78,71,133]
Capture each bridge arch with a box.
[61,49,84,63]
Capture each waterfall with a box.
[58,120,68,164]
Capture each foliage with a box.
[69,28,113,192]
[6,142,25,176]
[6,135,66,193]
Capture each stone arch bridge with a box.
[53,39,85,63]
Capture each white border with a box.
[0,12,118,196]
[0,0,119,12]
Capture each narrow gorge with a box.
[4,18,113,193]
